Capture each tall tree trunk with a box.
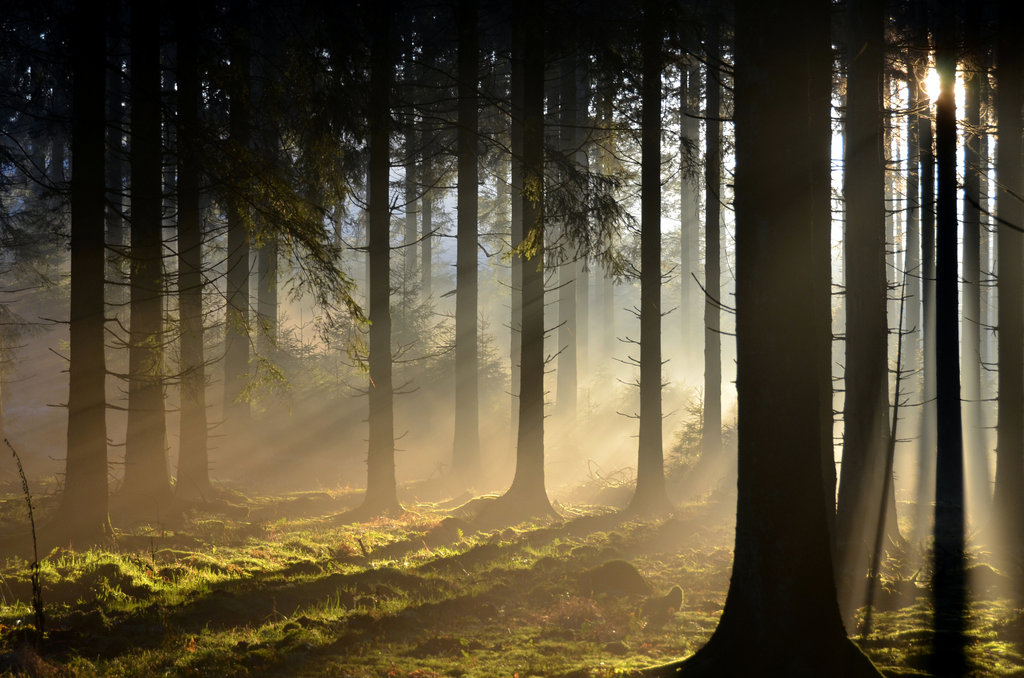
[931,5,967,672]
[679,48,700,370]
[903,54,922,537]
[224,0,251,435]
[961,6,989,526]
[576,58,590,382]
[656,2,881,673]
[363,0,399,513]
[993,0,1024,587]
[453,0,480,479]
[627,0,669,516]
[175,0,208,501]
[556,53,577,424]
[510,30,524,448]
[122,0,171,508]
[916,14,938,543]
[835,0,899,616]
[105,26,126,309]
[503,0,551,516]
[421,173,432,297]
[404,124,418,297]
[60,0,110,543]
[702,16,721,460]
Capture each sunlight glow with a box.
[924,65,966,105]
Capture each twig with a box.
[5,438,44,642]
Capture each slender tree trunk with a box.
[421,174,432,297]
[628,0,669,516]
[224,0,251,434]
[993,0,1024,585]
[175,0,208,501]
[576,59,590,382]
[931,6,967,672]
[680,50,700,370]
[658,2,881,673]
[122,0,171,507]
[702,17,721,460]
[961,8,989,526]
[404,125,418,297]
[364,0,399,513]
[453,0,480,478]
[556,53,577,423]
[510,30,524,447]
[917,16,938,542]
[903,55,922,534]
[504,0,551,514]
[60,0,110,543]
[836,0,900,616]
[105,29,126,309]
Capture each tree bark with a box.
[836,0,900,616]
[60,0,111,543]
[993,0,1024,588]
[628,0,669,516]
[651,2,881,674]
[702,16,721,460]
[223,0,251,434]
[122,0,172,508]
[931,4,967,672]
[175,0,209,501]
[363,0,399,513]
[453,0,480,478]
[556,53,578,423]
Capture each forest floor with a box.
[0,482,1022,677]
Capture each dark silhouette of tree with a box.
[648,1,881,673]
[627,0,670,517]
[556,47,578,426]
[835,0,900,616]
[960,0,989,525]
[453,0,480,480]
[930,1,966,672]
[121,0,172,508]
[223,0,252,438]
[58,0,111,544]
[494,0,553,520]
[362,0,400,515]
[678,31,700,365]
[992,0,1024,594]
[702,12,721,462]
[174,0,209,502]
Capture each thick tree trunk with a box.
[122,0,171,508]
[932,4,967,671]
[628,0,669,516]
[453,0,480,478]
[363,0,399,513]
[224,0,251,435]
[60,0,110,543]
[653,2,880,674]
[175,0,209,501]
[835,0,900,616]
[702,18,721,461]
[993,0,1024,586]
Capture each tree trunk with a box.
[628,0,669,516]
[421,174,432,297]
[993,0,1024,587]
[702,16,721,460]
[60,0,111,543]
[931,5,967,672]
[916,18,938,542]
[654,2,881,674]
[510,28,524,447]
[122,0,171,508]
[175,0,209,501]
[679,48,700,370]
[961,6,989,527]
[453,0,480,479]
[503,0,551,516]
[224,0,251,435]
[556,54,577,424]
[404,125,418,297]
[835,0,900,616]
[363,0,399,513]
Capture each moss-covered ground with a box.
[0,486,1021,677]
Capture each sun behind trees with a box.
[1,0,1023,675]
